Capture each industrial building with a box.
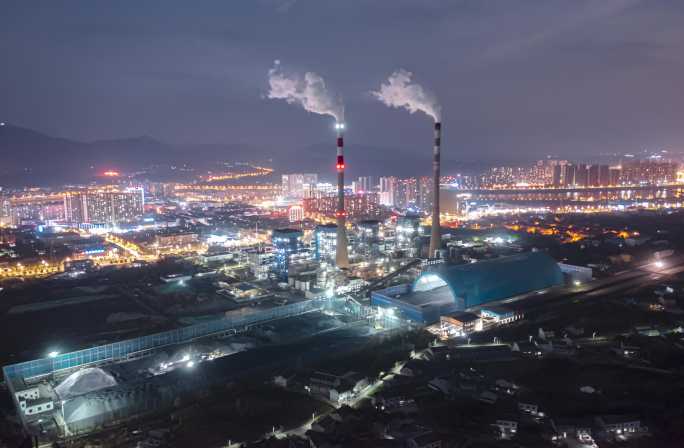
[314,224,338,262]
[371,252,563,324]
[271,228,306,281]
[3,299,328,442]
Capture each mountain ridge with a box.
[0,124,441,186]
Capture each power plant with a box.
[371,69,443,257]
[335,122,350,268]
[429,121,442,256]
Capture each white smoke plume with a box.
[372,69,441,122]
[267,60,344,122]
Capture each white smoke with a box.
[267,60,344,122]
[372,69,441,122]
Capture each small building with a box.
[15,387,40,401]
[228,282,268,303]
[552,417,593,440]
[23,397,54,416]
[596,415,642,435]
[439,311,481,338]
[494,419,518,436]
[480,305,523,326]
[308,371,369,404]
[518,402,542,417]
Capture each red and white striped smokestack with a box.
[428,122,441,257]
[335,123,349,268]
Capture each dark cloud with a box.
[1,0,684,172]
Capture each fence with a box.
[3,298,325,381]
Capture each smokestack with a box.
[335,123,349,268]
[428,122,441,257]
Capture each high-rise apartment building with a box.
[288,205,304,223]
[620,160,678,185]
[8,193,64,225]
[417,176,434,212]
[379,176,397,207]
[588,164,600,187]
[64,188,144,225]
[282,173,318,198]
[314,224,338,261]
[395,178,417,209]
[303,193,380,219]
[352,176,376,194]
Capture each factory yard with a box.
[2,211,684,447]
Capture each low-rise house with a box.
[518,402,542,417]
[480,305,523,325]
[552,417,593,440]
[595,415,642,435]
[493,419,518,439]
[22,397,54,416]
[439,311,481,338]
[308,370,369,404]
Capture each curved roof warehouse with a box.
[371,252,563,324]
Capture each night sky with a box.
[2,0,684,163]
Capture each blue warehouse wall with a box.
[415,252,563,308]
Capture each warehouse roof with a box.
[414,252,563,308]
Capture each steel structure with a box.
[3,298,325,382]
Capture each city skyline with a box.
[3,3,684,447]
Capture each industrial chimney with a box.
[428,122,441,257]
[335,123,349,268]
